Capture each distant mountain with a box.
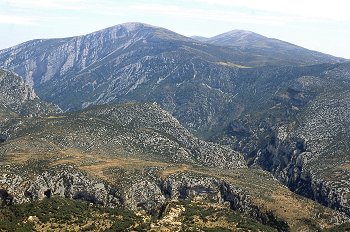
[1,22,350,222]
[0,25,343,89]
[0,69,59,117]
[192,29,345,66]
[0,23,345,128]
[0,22,200,87]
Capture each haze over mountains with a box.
[1,22,350,231]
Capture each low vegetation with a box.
[0,197,143,232]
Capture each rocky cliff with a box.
[0,23,345,128]
[1,157,348,231]
[0,69,60,118]
[1,22,350,230]
[0,102,348,230]
[214,63,350,219]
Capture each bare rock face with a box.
[0,102,247,213]
[0,69,36,101]
[0,23,190,87]
[0,163,283,226]
[0,164,241,213]
[0,166,121,206]
[0,69,60,117]
[1,22,350,229]
[1,164,347,231]
[0,23,345,134]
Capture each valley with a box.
[0,22,350,231]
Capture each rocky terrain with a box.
[0,69,59,118]
[207,63,350,219]
[1,22,350,231]
[0,23,344,114]
[0,99,349,231]
[0,103,245,169]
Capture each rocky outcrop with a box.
[251,134,350,218]
[0,166,239,210]
[0,166,122,207]
[0,69,60,116]
[208,64,350,219]
[311,177,350,216]
[0,165,290,230]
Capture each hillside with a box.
[0,23,346,134]
[1,22,350,230]
[0,102,348,231]
[0,23,344,113]
[211,62,350,217]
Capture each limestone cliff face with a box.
[208,63,350,218]
[1,165,348,231]
[0,166,255,218]
[0,166,121,207]
[0,23,189,87]
[0,69,60,117]
[1,22,350,229]
[0,23,345,133]
[0,69,36,104]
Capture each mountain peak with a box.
[99,22,159,35]
[86,22,189,43]
[88,22,158,38]
[118,22,158,31]
[221,29,257,36]
[208,29,266,44]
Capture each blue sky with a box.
[0,0,350,58]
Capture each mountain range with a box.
[0,22,350,231]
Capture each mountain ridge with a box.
[1,22,350,230]
[191,29,345,64]
[0,22,345,88]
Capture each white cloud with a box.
[128,3,290,26]
[194,0,350,22]
[6,0,87,10]
[0,14,35,24]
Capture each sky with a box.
[0,0,350,58]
